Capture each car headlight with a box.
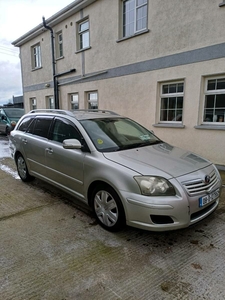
[134,176,176,196]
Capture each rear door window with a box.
[27,117,53,138]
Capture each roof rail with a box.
[29,109,74,116]
[72,109,119,115]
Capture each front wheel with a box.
[16,154,34,182]
[91,184,126,232]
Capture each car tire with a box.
[91,184,126,232]
[16,154,34,182]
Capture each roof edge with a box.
[12,0,97,47]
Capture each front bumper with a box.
[120,165,222,232]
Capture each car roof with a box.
[28,109,122,121]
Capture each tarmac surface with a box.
[0,134,225,300]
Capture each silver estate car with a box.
[9,109,222,232]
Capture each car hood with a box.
[103,143,211,178]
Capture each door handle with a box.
[45,147,53,154]
[22,138,27,144]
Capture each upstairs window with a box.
[31,43,41,69]
[160,82,184,122]
[56,31,63,58]
[123,0,148,37]
[77,19,90,50]
[203,77,225,123]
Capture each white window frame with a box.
[70,93,79,110]
[87,91,98,109]
[47,96,55,109]
[159,81,184,123]
[203,76,225,124]
[56,31,63,58]
[122,0,148,38]
[77,18,90,51]
[32,43,41,69]
[30,98,37,110]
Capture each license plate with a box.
[199,189,220,207]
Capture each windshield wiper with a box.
[116,140,162,151]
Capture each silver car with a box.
[9,109,222,232]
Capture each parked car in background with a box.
[0,108,25,135]
[9,109,222,232]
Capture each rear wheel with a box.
[16,154,34,182]
[91,184,125,232]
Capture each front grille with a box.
[182,170,219,196]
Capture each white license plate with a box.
[199,189,220,207]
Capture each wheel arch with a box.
[87,180,125,213]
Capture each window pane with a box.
[169,97,176,109]
[161,98,168,110]
[80,21,89,32]
[32,118,52,138]
[215,94,225,108]
[177,83,184,93]
[217,79,225,90]
[80,31,89,49]
[136,6,147,31]
[205,95,215,108]
[160,110,167,121]
[123,0,135,37]
[71,94,79,109]
[169,84,176,93]
[175,111,183,121]
[207,80,216,90]
[177,97,183,109]
[162,85,169,94]
[204,109,213,122]
[168,110,176,121]
[18,117,34,132]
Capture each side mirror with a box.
[63,139,82,149]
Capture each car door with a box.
[20,116,53,177]
[45,117,86,200]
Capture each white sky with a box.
[0,0,74,105]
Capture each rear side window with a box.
[17,117,34,132]
[27,117,52,138]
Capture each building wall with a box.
[15,0,225,165]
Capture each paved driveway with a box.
[0,136,225,300]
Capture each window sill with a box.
[75,46,91,54]
[31,66,42,71]
[56,56,64,61]
[153,123,185,129]
[117,29,149,43]
[194,124,225,130]
[219,2,225,7]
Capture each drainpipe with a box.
[42,16,59,109]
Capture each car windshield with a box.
[80,118,162,152]
[4,109,25,118]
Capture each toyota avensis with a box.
[9,109,222,232]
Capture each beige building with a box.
[12,0,225,166]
